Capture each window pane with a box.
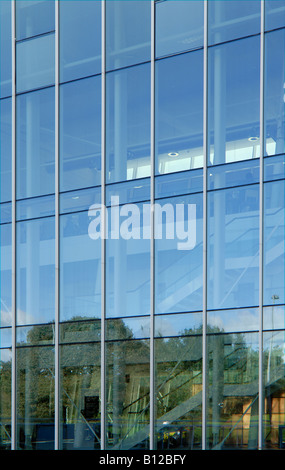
[106,63,151,184]
[0,98,12,202]
[207,185,259,310]
[60,76,101,192]
[156,51,204,176]
[264,29,285,157]
[106,0,151,71]
[16,33,55,93]
[60,211,101,322]
[0,1,12,98]
[16,88,55,199]
[155,169,203,199]
[265,0,285,31]
[0,223,12,328]
[208,0,260,46]
[208,37,260,166]
[208,159,259,191]
[0,348,11,449]
[16,217,55,326]
[16,0,55,40]
[156,0,203,58]
[59,0,101,82]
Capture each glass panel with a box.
[60,76,101,193]
[17,324,54,347]
[0,328,12,349]
[265,0,285,31]
[106,0,151,71]
[106,63,151,184]
[0,348,11,450]
[0,1,12,98]
[16,88,55,199]
[16,217,55,326]
[155,170,203,199]
[207,332,259,449]
[60,211,101,322]
[0,223,12,328]
[208,37,260,166]
[16,346,54,450]
[16,196,55,222]
[264,180,285,305]
[208,0,260,46]
[0,98,12,203]
[156,51,203,176]
[155,312,202,337]
[207,185,259,310]
[60,342,101,450]
[60,319,101,344]
[264,29,285,157]
[60,187,101,215]
[155,0,203,58]
[106,179,150,207]
[155,193,203,314]
[105,202,150,318]
[59,0,101,82]
[16,33,55,93]
[208,159,259,191]
[155,334,202,450]
[263,331,285,449]
[207,307,259,333]
[16,0,55,40]
[264,305,285,331]
[106,339,150,450]
[107,317,150,341]
[264,154,285,182]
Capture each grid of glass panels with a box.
[0,0,284,451]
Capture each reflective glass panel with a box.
[0,348,11,449]
[16,196,55,222]
[0,98,12,202]
[106,63,151,184]
[156,51,203,176]
[264,154,285,182]
[207,308,259,333]
[155,312,202,337]
[60,211,101,322]
[0,1,12,98]
[155,0,203,58]
[106,0,151,71]
[208,0,260,45]
[16,0,55,40]
[60,76,101,192]
[264,29,285,157]
[155,193,203,314]
[155,169,203,199]
[60,342,101,450]
[264,179,285,305]
[263,305,285,331]
[107,316,150,341]
[16,88,55,199]
[16,217,55,326]
[0,223,12,328]
[16,33,55,93]
[207,332,259,449]
[265,0,285,31]
[17,324,54,347]
[106,339,150,450]
[16,346,54,450]
[59,0,101,82]
[208,159,259,191]
[207,185,259,310]
[155,334,202,449]
[208,37,260,166]
[60,319,101,344]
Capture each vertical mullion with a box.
[54,0,60,451]
[202,0,208,451]
[100,0,106,451]
[259,0,265,451]
[150,0,155,452]
[11,0,16,452]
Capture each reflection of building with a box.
[0,0,285,451]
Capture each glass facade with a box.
[0,0,284,451]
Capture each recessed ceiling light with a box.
[168,152,179,157]
[248,137,259,142]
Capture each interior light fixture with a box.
[248,136,259,142]
[168,152,179,157]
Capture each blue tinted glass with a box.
[155,193,203,314]
[60,187,101,215]
[156,51,203,175]
[0,1,12,98]
[0,203,12,224]
[16,217,55,325]
[60,211,101,322]
[207,307,259,333]
[106,0,151,71]
[264,154,285,181]
[208,0,260,46]
[264,29,285,157]
[16,0,55,40]
[16,196,55,222]
[265,0,285,31]
[59,0,101,82]
[208,36,260,166]
[208,159,259,191]
[155,169,203,199]
[106,63,151,184]
[60,76,101,192]
[16,33,55,93]
[0,98,12,202]
[0,223,12,328]
[156,0,204,58]
[106,179,150,207]
[264,179,285,305]
[155,312,202,337]
[207,185,259,310]
[16,88,55,199]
